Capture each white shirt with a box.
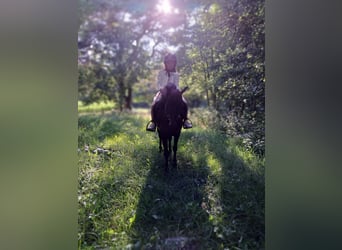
[157,70,179,90]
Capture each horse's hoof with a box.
[172,158,177,167]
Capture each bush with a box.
[191,108,265,157]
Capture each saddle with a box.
[154,84,185,123]
[160,84,177,100]
[157,84,188,103]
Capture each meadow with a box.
[78,107,264,249]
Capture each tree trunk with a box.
[205,89,210,107]
[211,87,217,110]
[118,81,125,111]
[125,87,132,110]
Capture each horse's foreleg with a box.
[159,136,162,153]
[162,139,169,173]
[172,135,180,167]
[168,138,172,158]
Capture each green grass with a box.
[78,101,116,113]
[78,109,264,249]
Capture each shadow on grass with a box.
[128,128,264,249]
[78,113,264,249]
[129,132,215,249]
[78,112,153,248]
[182,129,265,249]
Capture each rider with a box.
[146,53,192,132]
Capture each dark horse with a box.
[154,85,188,173]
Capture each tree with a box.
[78,3,150,110]
[78,0,191,110]
[178,0,265,155]
[77,0,265,154]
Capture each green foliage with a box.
[78,0,153,110]
[78,101,116,114]
[178,0,265,156]
[78,110,264,249]
[78,0,265,155]
[78,64,117,104]
[78,0,191,110]
[191,107,265,156]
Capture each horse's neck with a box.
[164,90,183,115]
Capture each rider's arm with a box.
[173,73,180,89]
[157,70,166,90]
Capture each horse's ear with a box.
[181,86,189,94]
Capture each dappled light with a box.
[78,111,264,249]
[78,0,264,248]
[156,0,180,15]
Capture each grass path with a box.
[78,109,264,249]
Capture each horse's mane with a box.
[164,87,183,117]
[155,85,186,130]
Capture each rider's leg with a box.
[146,104,156,131]
[146,92,160,132]
[182,97,192,129]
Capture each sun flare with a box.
[156,0,172,14]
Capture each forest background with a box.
[78,0,265,156]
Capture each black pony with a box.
[153,85,188,173]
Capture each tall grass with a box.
[78,109,264,249]
[78,101,116,113]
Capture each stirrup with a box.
[146,120,156,132]
[183,119,193,129]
